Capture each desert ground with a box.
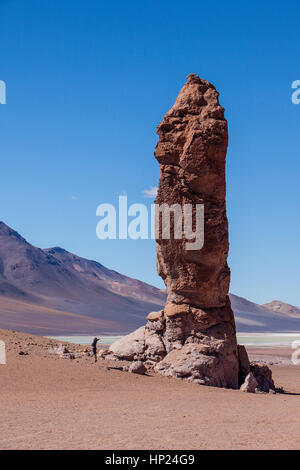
[0,328,299,450]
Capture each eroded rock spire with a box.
[105,74,275,392]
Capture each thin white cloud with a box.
[70,195,78,201]
[142,186,158,198]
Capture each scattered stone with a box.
[98,349,109,359]
[48,343,76,359]
[250,362,276,393]
[60,353,75,359]
[129,361,146,375]
[240,373,258,393]
[104,366,125,371]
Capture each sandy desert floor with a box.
[0,328,300,450]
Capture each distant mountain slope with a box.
[0,221,300,335]
[262,300,300,318]
[230,294,300,333]
[0,221,166,334]
[0,296,123,335]
[44,246,165,305]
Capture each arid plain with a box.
[0,328,299,450]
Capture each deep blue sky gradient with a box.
[1,0,300,304]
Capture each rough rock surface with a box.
[250,362,276,393]
[108,74,274,390]
[108,327,145,361]
[129,361,147,375]
[155,73,230,308]
[238,345,251,386]
[240,373,258,393]
[239,363,276,393]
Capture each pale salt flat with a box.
[48,333,300,347]
[47,335,122,345]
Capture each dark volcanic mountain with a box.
[0,222,166,335]
[0,221,300,335]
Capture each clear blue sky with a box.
[1,0,300,305]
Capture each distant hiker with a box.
[91,337,100,362]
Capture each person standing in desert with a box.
[91,337,100,362]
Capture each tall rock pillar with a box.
[152,74,239,388]
[109,74,244,389]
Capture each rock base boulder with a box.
[107,300,240,389]
[108,327,145,361]
[106,309,276,392]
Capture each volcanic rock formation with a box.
[107,74,274,391]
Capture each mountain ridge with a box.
[262,300,300,317]
[0,221,166,334]
[0,221,300,335]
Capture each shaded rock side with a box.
[250,362,276,393]
[240,373,258,393]
[237,344,251,386]
[240,363,276,394]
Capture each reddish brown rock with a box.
[238,344,251,386]
[150,73,240,387]
[109,74,259,389]
[155,73,230,308]
[250,362,276,393]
